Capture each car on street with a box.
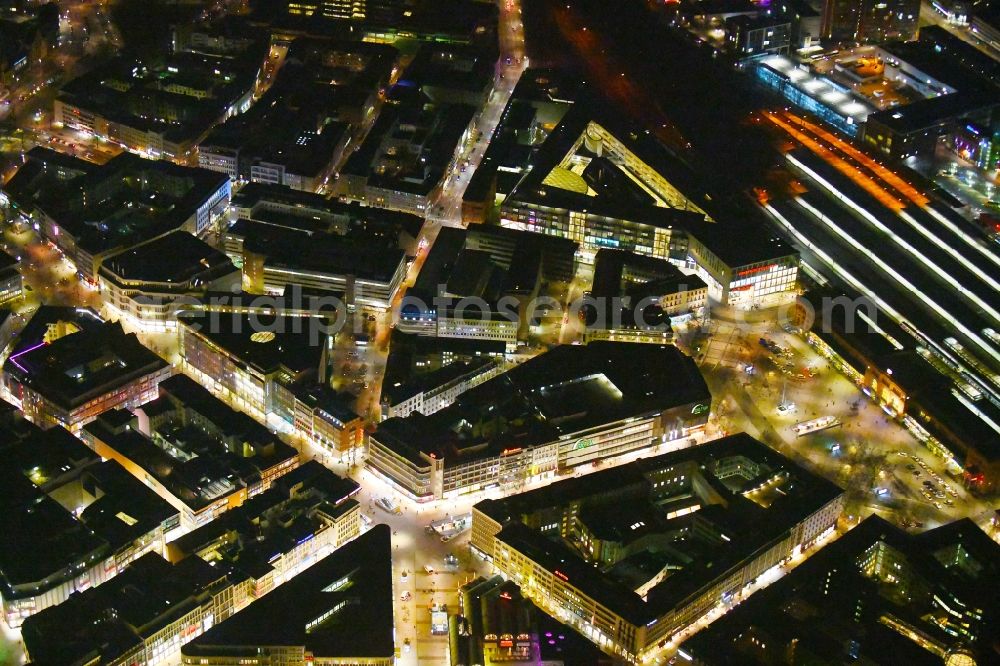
[400,591,411,601]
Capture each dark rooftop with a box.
[4,151,230,258]
[866,90,1000,134]
[22,553,229,666]
[375,342,709,466]
[2,321,167,411]
[383,357,496,405]
[177,311,330,376]
[479,434,844,627]
[101,231,236,287]
[0,420,177,605]
[681,515,1000,665]
[168,460,359,578]
[182,525,394,661]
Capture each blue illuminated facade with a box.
[754,63,862,137]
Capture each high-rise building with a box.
[821,0,920,44]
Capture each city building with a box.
[333,85,477,214]
[0,250,22,306]
[0,4,56,95]
[1,306,104,368]
[181,525,395,666]
[383,329,509,377]
[286,0,404,23]
[862,90,999,160]
[171,17,269,57]
[199,39,397,190]
[236,221,408,310]
[471,434,845,662]
[176,311,332,423]
[462,68,580,225]
[452,576,624,666]
[268,0,499,50]
[757,27,999,155]
[166,460,361,606]
[400,225,578,346]
[380,328,511,416]
[820,0,920,44]
[725,15,792,59]
[753,55,874,137]
[0,415,178,627]
[584,249,708,345]
[82,374,301,529]
[381,356,506,419]
[227,181,423,258]
[680,515,1000,665]
[53,42,266,162]
[398,42,496,106]
[2,320,170,431]
[289,382,365,455]
[21,551,237,666]
[368,342,711,501]
[99,231,241,328]
[1,150,231,281]
[498,106,799,308]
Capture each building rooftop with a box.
[151,374,288,449]
[2,321,167,411]
[884,27,1000,91]
[0,420,177,605]
[289,382,361,427]
[239,221,406,284]
[182,525,394,661]
[168,460,359,577]
[177,311,330,376]
[22,553,230,666]
[0,416,98,486]
[478,433,844,626]
[412,225,578,301]
[374,342,710,467]
[0,249,18,275]
[340,87,477,199]
[101,230,237,288]
[56,45,265,150]
[681,515,1000,665]
[866,90,1000,134]
[383,356,496,405]
[84,376,299,513]
[400,42,496,98]
[4,305,105,357]
[231,182,423,247]
[255,0,498,49]
[4,151,230,258]
[503,103,795,268]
